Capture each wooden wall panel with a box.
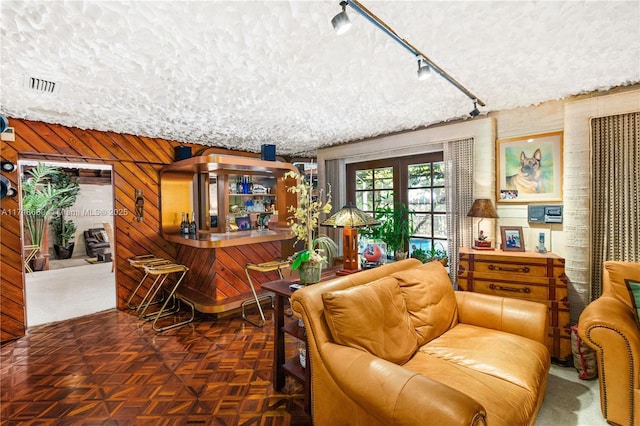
[1,118,223,343]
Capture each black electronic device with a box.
[528,205,563,224]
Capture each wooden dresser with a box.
[458,247,571,363]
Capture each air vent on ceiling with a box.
[24,76,58,93]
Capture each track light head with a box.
[469,101,480,117]
[1,161,16,173]
[417,58,431,80]
[332,1,351,35]
[0,175,17,199]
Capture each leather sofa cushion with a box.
[404,346,545,426]
[392,261,458,346]
[421,324,549,395]
[604,261,640,311]
[322,276,418,365]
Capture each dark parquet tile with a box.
[1,309,309,425]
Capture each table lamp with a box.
[321,203,379,275]
[466,198,498,250]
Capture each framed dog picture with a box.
[496,131,563,203]
[500,226,525,252]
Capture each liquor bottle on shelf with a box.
[180,212,188,234]
[236,176,243,194]
[189,211,197,234]
[183,213,190,234]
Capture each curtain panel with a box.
[590,112,640,298]
[444,137,475,286]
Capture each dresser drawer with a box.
[458,249,567,280]
[458,272,567,303]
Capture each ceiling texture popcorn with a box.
[1,1,639,155]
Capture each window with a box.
[346,152,446,257]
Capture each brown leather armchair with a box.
[578,261,640,426]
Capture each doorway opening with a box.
[19,160,116,327]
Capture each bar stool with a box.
[126,254,172,310]
[242,260,290,327]
[23,244,40,274]
[138,262,194,332]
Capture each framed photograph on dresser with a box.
[500,226,525,251]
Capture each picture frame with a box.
[500,226,525,252]
[496,131,563,203]
[235,215,251,230]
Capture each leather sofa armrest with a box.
[578,296,640,426]
[455,291,548,345]
[321,342,486,426]
[85,238,99,244]
[578,295,640,356]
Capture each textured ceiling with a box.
[1,1,639,156]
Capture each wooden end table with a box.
[262,267,340,416]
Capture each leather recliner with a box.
[83,227,111,257]
[578,261,640,426]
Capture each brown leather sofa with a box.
[291,259,551,425]
[578,261,640,426]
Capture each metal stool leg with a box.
[242,268,273,327]
[151,266,194,332]
[242,260,289,327]
[127,256,170,310]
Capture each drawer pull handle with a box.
[488,265,530,273]
[489,283,531,293]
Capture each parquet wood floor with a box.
[1,308,310,425]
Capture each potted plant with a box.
[49,170,80,259]
[360,197,415,260]
[411,242,448,266]
[21,164,76,269]
[285,170,338,284]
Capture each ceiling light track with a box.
[333,0,486,109]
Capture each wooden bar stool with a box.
[137,262,194,332]
[242,260,290,327]
[126,255,172,310]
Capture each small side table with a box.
[261,280,311,414]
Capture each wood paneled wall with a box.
[0,118,258,342]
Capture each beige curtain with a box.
[444,137,475,286]
[590,112,640,298]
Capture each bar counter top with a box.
[165,228,294,248]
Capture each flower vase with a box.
[299,261,322,284]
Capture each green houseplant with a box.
[360,197,415,260]
[49,170,80,259]
[22,164,77,269]
[285,170,338,284]
[411,241,448,266]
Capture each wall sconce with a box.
[331,0,486,108]
[135,189,144,222]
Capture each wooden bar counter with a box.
[159,154,298,316]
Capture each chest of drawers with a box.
[458,247,571,362]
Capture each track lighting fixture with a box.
[417,58,431,80]
[469,101,480,117]
[332,0,486,108]
[0,175,17,199]
[331,1,352,35]
[1,161,17,173]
